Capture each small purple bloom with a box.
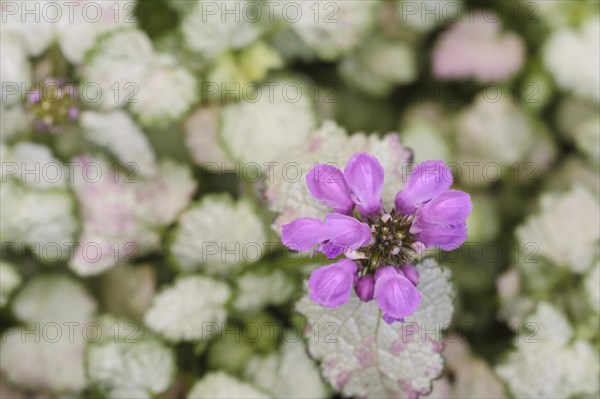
[374,266,421,323]
[281,217,329,252]
[27,90,41,104]
[25,78,80,133]
[306,164,354,214]
[344,153,384,217]
[68,106,80,121]
[355,275,375,302]
[308,259,358,308]
[282,153,472,323]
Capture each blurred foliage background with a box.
[1,0,599,398]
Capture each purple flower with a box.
[308,259,358,307]
[281,154,472,323]
[25,78,80,133]
[27,90,42,104]
[68,106,80,121]
[374,266,421,323]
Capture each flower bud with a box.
[355,275,375,302]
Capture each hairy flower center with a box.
[359,210,416,274]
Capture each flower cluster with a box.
[282,154,471,322]
[26,79,79,133]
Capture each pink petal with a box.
[306,164,354,214]
[344,153,384,217]
[395,161,453,215]
[281,217,330,252]
[308,259,359,308]
[374,266,421,319]
[326,213,372,253]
